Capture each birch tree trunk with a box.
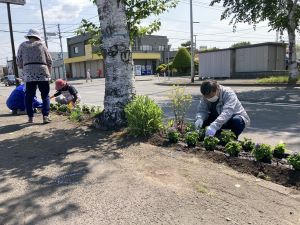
[95,0,135,129]
[287,0,299,81]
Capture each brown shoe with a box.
[43,116,51,124]
[28,117,33,123]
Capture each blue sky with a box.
[0,0,293,65]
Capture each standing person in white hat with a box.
[16,29,53,124]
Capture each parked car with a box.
[4,75,16,86]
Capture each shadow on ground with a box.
[0,125,139,224]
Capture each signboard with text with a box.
[0,0,25,5]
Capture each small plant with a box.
[167,127,180,143]
[204,136,219,151]
[241,138,255,152]
[225,141,242,157]
[82,104,91,114]
[168,86,192,133]
[91,106,102,117]
[273,142,287,158]
[125,95,163,137]
[69,108,84,122]
[287,153,300,170]
[58,104,69,113]
[184,122,195,133]
[50,103,58,111]
[220,130,236,145]
[252,144,273,163]
[198,128,206,142]
[184,131,198,147]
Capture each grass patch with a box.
[257,76,300,84]
[195,183,209,194]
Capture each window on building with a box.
[74,47,79,54]
[140,45,153,51]
[158,45,165,51]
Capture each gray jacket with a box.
[17,41,52,82]
[196,85,250,131]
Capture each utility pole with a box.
[167,44,171,81]
[39,0,48,48]
[190,0,195,83]
[194,35,197,51]
[7,3,18,78]
[58,24,66,80]
[276,30,279,42]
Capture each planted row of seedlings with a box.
[50,103,102,122]
[166,124,300,171]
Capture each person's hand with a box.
[50,96,55,99]
[205,126,216,137]
[195,119,203,130]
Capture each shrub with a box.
[198,128,206,142]
[220,130,236,145]
[167,127,180,143]
[69,108,84,122]
[168,86,192,133]
[125,95,163,137]
[225,141,242,157]
[184,131,198,147]
[287,153,300,170]
[204,136,219,151]
[156,64,167,73]
[273,142,287,158]
[241,138,255,152]
[252,144,273,163]
[172,48,192,74]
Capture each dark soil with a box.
[148,133,300,190]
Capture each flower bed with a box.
[148,132,300,189]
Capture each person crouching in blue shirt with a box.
[6,83,43,115]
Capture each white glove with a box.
[205,126,216,137]
[195,119,203,130]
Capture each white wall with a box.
[235,46,268,72]
[199,50,232,78]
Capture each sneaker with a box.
[28,117,33,123]
[43,116,51,124]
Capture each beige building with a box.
[199,42,287,78]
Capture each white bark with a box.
[96,0,135,129]
[287,0,299,80]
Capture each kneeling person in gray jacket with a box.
[195,80,250,138]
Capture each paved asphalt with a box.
[1,76,299,152]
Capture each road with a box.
[1,76,299,152]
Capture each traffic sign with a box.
[0,0,25,5]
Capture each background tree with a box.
[78,0,178,48]
[230,41,251,48]
[181,41,192,52]
[86,0,178,129]
[172,48,192,75]
[210,0,300,82]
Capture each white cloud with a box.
[43,0,93,22]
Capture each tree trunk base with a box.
[93,111,126,131]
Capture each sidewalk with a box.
[0,95,299,225]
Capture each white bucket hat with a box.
[25,29,42,40]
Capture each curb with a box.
[155,82,300,88]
